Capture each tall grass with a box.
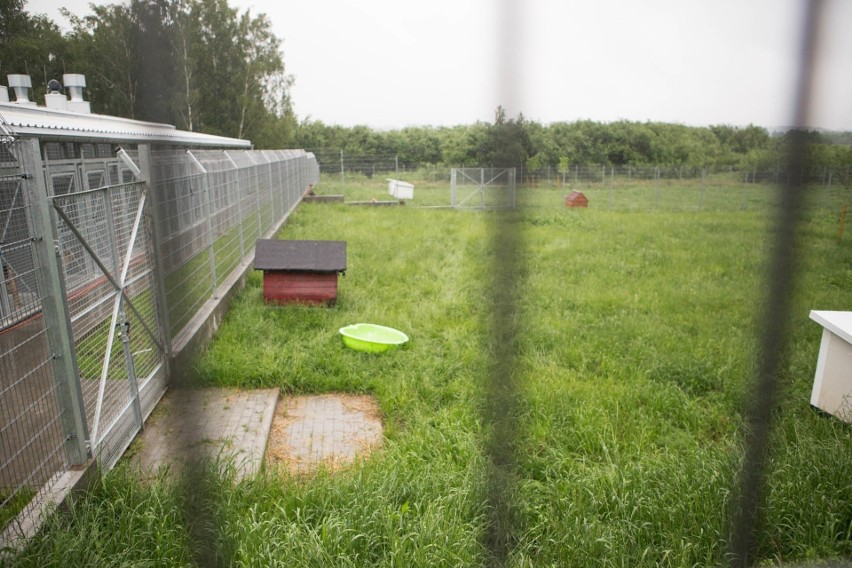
[10,183,851,567]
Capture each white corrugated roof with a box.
[0,102,251,148]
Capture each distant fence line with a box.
[305,152,850,213]
[521,163,852,187]
[304,150,852,189]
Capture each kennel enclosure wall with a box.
[0,97,319,540]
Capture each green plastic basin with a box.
[339,323,409,353]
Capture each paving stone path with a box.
[130,388,384,480]
[129,387,279,481]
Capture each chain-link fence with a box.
[307,155,851,212]
[0,134,318,541]
[522,163,852,185]
[520,164,852,211]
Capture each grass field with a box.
[11,181,851,566]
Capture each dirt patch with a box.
[266,394,383,474]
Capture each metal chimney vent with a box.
[63,74,91,113]
[7,75,35,105]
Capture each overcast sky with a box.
[26,0,852,131]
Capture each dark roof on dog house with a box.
[254,239,347,273]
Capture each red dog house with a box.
[255,239,347,305]
[565,191,589,208]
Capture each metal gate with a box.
[51,174,167,467]
[451,167,516,210]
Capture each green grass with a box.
[1,488,36,532]
[11,183,852,566]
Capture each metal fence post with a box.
[510,168,517,209]
[255,163,262,238]
[267,161,275,233]
[18,138,89,464]
[655,167,660,210]
[480,168,485,209]
[610,167,615,210]
[137,144,173,352]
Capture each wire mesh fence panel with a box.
[0,141,69,534]
[0,178,38,328]
[155,149,316,340]
[153,151,214,338]
[191,151,243,293]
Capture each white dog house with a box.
[809,310,852,422]
[386,179,414,200]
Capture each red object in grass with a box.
[565,191,588,208]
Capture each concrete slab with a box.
[266,394,383,474]
[128,387,279,481]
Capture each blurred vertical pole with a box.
[484,0,524,565]
[727,1,825,566]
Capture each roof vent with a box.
[63,74,90,114]
[7,75,35,106]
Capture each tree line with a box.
[296,110,852,174]
[3,0,851,173]
[2,0,295,147]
